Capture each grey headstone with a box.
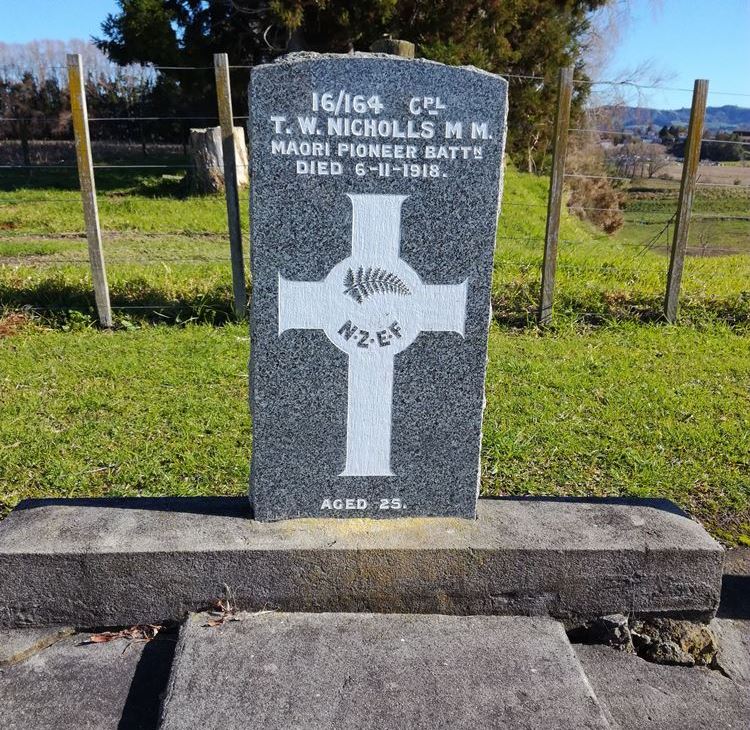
[249,53,508,520]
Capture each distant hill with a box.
[596,105,750,132]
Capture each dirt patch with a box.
[0,255,88,266]
[649,245,747,258]
[569,614,722,670]
[660,161,750,187]
[0,312,33,337]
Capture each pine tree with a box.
[96,0,611,170]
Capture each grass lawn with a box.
[1,321,747,545]
[1,166,748,325]
[0,164,748,544]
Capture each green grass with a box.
[1,321,747,544]
[0,165,748,544]
[0,324,251,512]
[491,168,750,326]
[1,165,748,326]
[482,322,750,545]
[615,182,750,254]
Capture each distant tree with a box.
[96,0,612,171]
[698,134,745,162]
[0,72,70,163]
[642,143,669,177]
[94,0,271,122]
[605,139,668,179]
[97,0,181,67]
[658,124,674,145]
[0,40,175,158]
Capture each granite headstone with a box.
[249,53,507,520]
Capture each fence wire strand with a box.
[2,60,748,323]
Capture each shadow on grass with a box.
[2,275,748,330]
[0,276,239,326]
[14,494,685,521]
[491,283,750,329]
[15,496,250,519]
[0,168,193,199]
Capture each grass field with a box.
[1,165,748,325]
[0,164,748,544]
[615,176,750,256]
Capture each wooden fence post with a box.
[214,52,248,319]
[67,53,112,328]
[664,79,709,323]
[538,66,574,326]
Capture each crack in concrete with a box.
[0,627,74,667]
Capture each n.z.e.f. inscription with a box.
[249,54,508,520]
[338,320,403,349]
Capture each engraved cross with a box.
[278,193,467,476]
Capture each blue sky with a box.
[1,0,748,109]
[605,0,750,108]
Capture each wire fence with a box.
[0,56,748,326]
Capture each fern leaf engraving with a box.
[343,266,411,304]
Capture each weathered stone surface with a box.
[641,638,696,666]
[0,633,174,730]
[712,618,750,684]
[0,626,73,666]
[570,615,723,667]
[0,496,722,627]
[575,624,750,730]
[160,612,609,730]
[249,53,508,520]
[568,613,634,652]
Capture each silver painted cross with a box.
[278,193,467,476]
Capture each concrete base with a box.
[160,612,610,730]
[0,496,723,628]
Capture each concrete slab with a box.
[0,626,73,666]
[0,497,723,626]
[160,612,610,730]
[0,633,174,730]
[0,496,723,627]
[574,620,750,730]
[713,618,750,685]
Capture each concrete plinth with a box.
[0,496,723,628]
[160,612,610,730]
[0,627,73,667]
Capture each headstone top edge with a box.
[251,51,508,86]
